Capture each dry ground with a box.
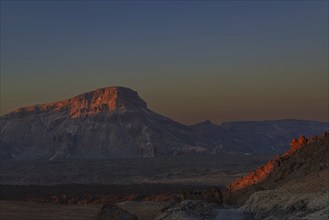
[0,155,268,186]
[0,200,101,220]
[0,155,268,220]
[116,201,166,220]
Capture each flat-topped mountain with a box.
[1,87,205,159]
[2,86,238,160]
[1,86,328,160]
[5,87,147,118]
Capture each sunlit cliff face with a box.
[10,87,147,118]
[226,134,326,192]
[226,159,275,192]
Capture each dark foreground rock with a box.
[95,204,137,220]
[214,208,245,220]
[241,190,329,220]
[155,200,220,220]
[179,187,223,204]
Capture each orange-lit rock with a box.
[226,160,275,192]
[284,135,309,157]
[13,87,147,118]
[226,134,323,193]
[290,135,307,151]
[297,135,307,145]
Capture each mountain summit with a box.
[8,87,147,118]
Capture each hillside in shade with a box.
[0,86,328,160]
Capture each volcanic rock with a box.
[95,204,137,220]
[224,132,329,206]
[155,200,219,220]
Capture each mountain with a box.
[0,86,328,160]
[220,120,329,153]
[190,120,329,154]
[0,87,209,159]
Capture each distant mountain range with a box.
[0,86,328,160]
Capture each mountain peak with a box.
[11,86,147,118]
[192,120,212,126]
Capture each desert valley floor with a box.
[0,154,268,220]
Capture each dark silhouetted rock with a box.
[178,187,223,205]
[95,204,137,220]
[156,200,219,220]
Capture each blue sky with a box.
[1,0,328,124]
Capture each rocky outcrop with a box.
[226,160,275,193]
[156,200,220,220]
[223,132,329,218]
[178,187,223,204]
[153,133,329,219]
[226,133,329,194]
[241,190,329,220]
[154,188,223,219]
[95,204,137,220]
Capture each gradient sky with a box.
[1,1,328,124]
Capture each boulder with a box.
[179,187,223,204]
[95,204,137,220]
[156,200,219,220]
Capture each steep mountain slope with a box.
[1,86,328,160]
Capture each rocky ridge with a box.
[226,132,329,194]
[155,133,329,219]
[223,132,329,219]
